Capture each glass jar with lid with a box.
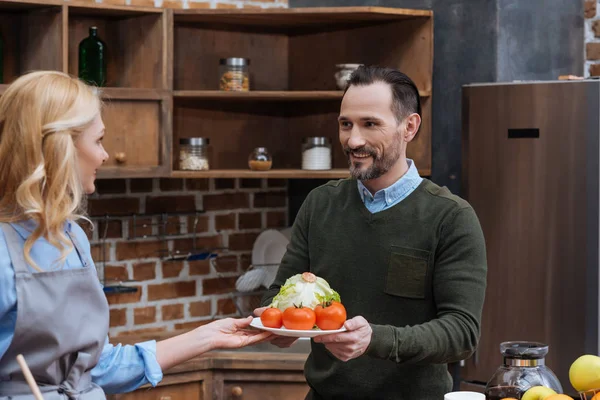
[302,137,332,170]
[248,147,272,171]
[219,58,250,92]
[484,342,562,399]
[179,138,210,171]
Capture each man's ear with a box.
[403,113,421,142]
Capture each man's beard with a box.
[345,141,402,181]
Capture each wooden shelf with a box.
[100,88,167,100]
[174,90,431,101]
[171,168,431,179]
[174,7,432,28]
[0,0,62,10]
[67,2,162,17]
[172,169,351,179]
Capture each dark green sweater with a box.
[261,178,487,400]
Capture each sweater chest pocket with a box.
[385,246,431,299]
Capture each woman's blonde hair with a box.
[0,71,101,270]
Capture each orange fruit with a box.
[546,395,573,400]
[500,398,518,400]
[591,393,600,400]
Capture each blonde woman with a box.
[0,71,271,399]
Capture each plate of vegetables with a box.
[250,272,347,337]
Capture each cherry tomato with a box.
[315,301,347,330]
[282,305,316,330]
[260,307,283,328]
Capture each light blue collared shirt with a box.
[0,220,163,394]
[358,159,423,213]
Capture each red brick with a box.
[253,191,286,208]
[240,179,261,189]
[189,300,211,317]
[163,216,182,236]
[266,211,286,228]
[240,253,251,270]
[104,265,129,281]
[130,179,154,193]
[129,217,153,239]
[588,42,600,60]
[590,63,600,76]
[186,179,209,191]
[81,221,94,240]
[203,193,249,211]
[109,308,127,327]
[202,276,238,295]
[160,178,184,191]
[267,179,286,188]
[162,261,184,278]
[215,213,236,231]
[586,0,597,18]
[91,243,110,263]
[116,240,164,260]
[95,179,126,195]
[98,220,122,239]
[187,215,210,234]
[134,306,157,325]
[88,197,139,216]
[106,286,142,305]
[215,178,235,190]
[114,327,167,338]
[133,262,157,281]
[187,1,211,9]
[229,232,259,251]
[174,320,213,330]
[189,260,211,276]
[215,2,238,8]
[212,255,238,273]
[162,304,184,320]
[239,212,262,229]
[173,236,223,253]
[148,281,196,300]
[146,195,196,214]
[217,298,237,315]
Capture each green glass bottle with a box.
[78,26,106,87]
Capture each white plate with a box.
[250,317,346,337]
[251,229,291,288]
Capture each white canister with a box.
[444,391,485,400]
[302,137,332,170]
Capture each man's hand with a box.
[313,316,372,362]
[253,306,299,348]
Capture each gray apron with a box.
[0,223,109,400]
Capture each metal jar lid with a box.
[219,58,250,66]
[303,137,331,145]
[180,138,210,146]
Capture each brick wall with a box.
[93,0,287,9]
[87,178,288,337]
[586,0,600,76]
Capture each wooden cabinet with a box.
[217,371,309,400]
[0,1,433,179]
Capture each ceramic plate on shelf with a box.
[251,228,291,288]
[249,317,346,338]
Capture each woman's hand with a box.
[198,316,273,350]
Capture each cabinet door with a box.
[223,381,309,400]
[108,381,204,400]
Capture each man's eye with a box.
[365,121,375,127]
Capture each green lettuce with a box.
[271,272,340,310]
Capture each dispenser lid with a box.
[500,341,549,359]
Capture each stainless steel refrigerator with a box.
[461,80,600,395]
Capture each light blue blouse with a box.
[0,220,163,394]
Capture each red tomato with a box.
[282,305,316,330]
[260,307,283,328]
[315,301,347,330]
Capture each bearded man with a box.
[258,65,488,400]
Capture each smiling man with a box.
[259,66,488,400]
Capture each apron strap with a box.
[0,223,32,275]
[65,227,92,269]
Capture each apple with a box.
[521,386,557,400]
[570,355,600,392]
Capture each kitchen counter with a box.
[109,332,311,400]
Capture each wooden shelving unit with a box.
[0,1,433,179]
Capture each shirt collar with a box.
[357,159,422,205]
[10,219,73,240]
